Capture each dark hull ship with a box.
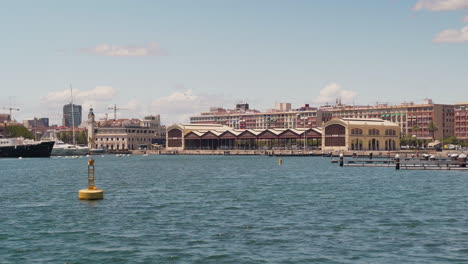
[0,139,55,158]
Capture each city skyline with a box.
[0,0,467,124]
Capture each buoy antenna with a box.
[87,158,96,190]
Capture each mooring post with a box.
[395,154,400,170]
[339,153,344,167]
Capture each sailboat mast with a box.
[70,85,76,146]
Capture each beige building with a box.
[323,100,454,140]
[87,108,166,151]
[322,118,400,152]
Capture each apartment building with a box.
[454,103,468,141]
[190,104,328,129]
[327,101,454,140]
[190,99,454,140]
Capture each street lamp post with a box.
[303,116,306,151]
[296,113,307,151]
[34,117,37,141]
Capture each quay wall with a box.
[130,149,453,157]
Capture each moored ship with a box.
[0,138,55,158]
[51,141,89,156]
[41,129,89,156]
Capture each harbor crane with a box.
[107,104,128,120]
[1,106,20,121]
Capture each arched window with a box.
[368,139,380,150]
[351,139,363,150]
[351,128,363,135]
[385,139,396,150]
[167,128,183,147]
[385,129,397,136]
[324,124,346,146]
[325,124,345,135]
[369,129,380,136]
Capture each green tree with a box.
[57,131,88,145]
[400,135,419,148]
[5,125,34,139]
[400,136,410,146]
[443,136,460,145]
[428,121,438,140]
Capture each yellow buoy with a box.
[79,158,104,200]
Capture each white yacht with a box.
[42,130,89,156]
[52,140,89,156]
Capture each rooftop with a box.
[332,118,399,127]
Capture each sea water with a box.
[1,155,468,263]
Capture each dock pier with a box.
[334,154,468,171]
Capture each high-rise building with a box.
[62,103,82,127]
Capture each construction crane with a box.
[1,106,20,121]
[2,97,19,122]
[107,104,128,120]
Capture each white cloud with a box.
[463,15,468,22]
[39,86,118,124]
[151,89,228,124]
[413,0,468,11]
[433,26,468,42]
[314,83,357,105]
[83,42,167,57]
[39,86,228,125]
[41,86,117,105]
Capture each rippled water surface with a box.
[1,155,468,263]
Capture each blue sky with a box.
[0,0,467,124]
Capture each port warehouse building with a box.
[166,119,401,151]
[166,124,323,151]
